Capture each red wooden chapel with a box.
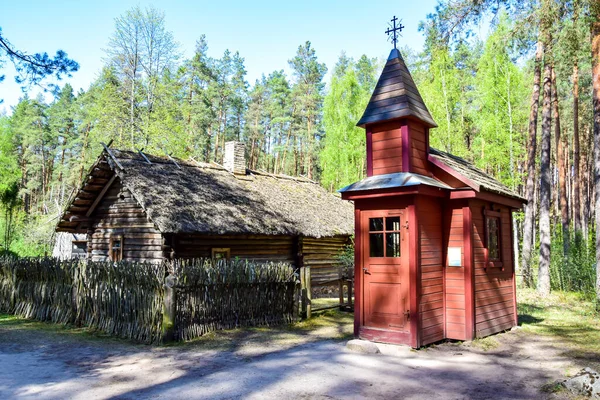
[340,47,526,348]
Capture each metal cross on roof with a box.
[386,16,404,49]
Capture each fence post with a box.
[162,274,177,342]
[300,266,311,319]
[347,279,353,308]
[339,279,344,310]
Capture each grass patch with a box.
[471,336,500,351]
[163,309,353,351]
[0,313,141,345]
[517,288,600,370]
[1,308,353,352]
[312,297,341,310]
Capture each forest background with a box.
[1,0,599,300]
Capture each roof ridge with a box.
[249,169,316,184]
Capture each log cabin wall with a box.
[169,234,350,286]
[88,179,164,263]
[470,199,516,338]
[443,204,467,340]
[416,197,444,346]
[301,236,351,285]
[170,234,296,264]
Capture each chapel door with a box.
[362,210,410,332]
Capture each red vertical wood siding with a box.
[371,122,403,175]
[470,200,516,338]
[444,206,467,340]
[353,207,362,338]
[368,120,431,177]
[417,197,444,346]
[401,124,411,172]
[408,121,429,176]
[463,206,475,339]
[408,204,420,347]
[366,128,373,177]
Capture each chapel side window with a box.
[109,236,123,262]
[484,209,503,269]
[369,216,401,258]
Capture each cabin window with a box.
[211,247,231,261]
[484,209,503,269]
[109,236,123,262]
[71,241,87,259]
[369,216,401,258]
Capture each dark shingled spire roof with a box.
[357,48,437,128]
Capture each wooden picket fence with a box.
[0,256,299,344]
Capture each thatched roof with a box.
[429,148,525,201]
[57,149,354,238]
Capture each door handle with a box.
[363,267,371,275]
[404,310,410,320]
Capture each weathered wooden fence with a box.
[75,261,166,343]
[0,257,298,344]
[169,259,298,341]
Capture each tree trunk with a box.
[538,58,552,296]
[573,58,582,238]
[552,67,569,254]
[591,8,600,307]
[581,124,590,241]
[522,40,544,287]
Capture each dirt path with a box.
[0,321,583,399]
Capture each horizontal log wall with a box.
[89,179,165,263]
[301,236,351,285]
[171,234,296,264]
[470,200,516,338]
[417,197,444,346]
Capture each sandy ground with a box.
[0,321,584,400]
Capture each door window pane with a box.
[386,216,400,231]
[370,233,384,257]
[369,218,383,231]
[386,233,400,257]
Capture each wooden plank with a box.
[372,128,402,142]
[373,147,402,160]
[373,157,402,170]
[372,137,403,152]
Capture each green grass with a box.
[0,313,138,344]
[0,308,354,352]
[517,288,600,370]
[171,309,354,351]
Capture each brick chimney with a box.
[224,141,246,175]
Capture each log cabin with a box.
[339,48,526,348]
[55,142,354,285]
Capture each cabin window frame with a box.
[109,235,124,262]
[483,209,503,270]
[211,247,231,261]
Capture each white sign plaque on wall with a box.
[448,247,462,267]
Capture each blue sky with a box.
[0,0,440,113]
